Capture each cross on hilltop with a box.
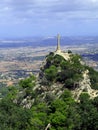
[56,34,61,53]
[55,34,70,60]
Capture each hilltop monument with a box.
[56,34,61,53]
[55,34,70,60]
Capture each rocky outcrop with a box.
[72,70,98,101]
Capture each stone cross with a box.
[56,34,61,52]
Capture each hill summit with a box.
[13,34,98,107]
[36,34,98,101]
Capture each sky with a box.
[0,0,98,38]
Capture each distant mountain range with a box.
[0,36,98,48]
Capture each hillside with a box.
[0,48,98,130]
[38,50,98,101]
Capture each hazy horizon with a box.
[0,35,98,40]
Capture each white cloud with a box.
[0,0,98,27]
[0,1,97,12]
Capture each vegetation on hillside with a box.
[40,52,98,90]
[44,53,84,88]
[0,52,98,129]
[0,81,98,130]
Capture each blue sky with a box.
[0,0,98,38]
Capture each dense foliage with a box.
[86,66,98,89]
[0,82,98,130]
[41,52,98,90]
[0,52,98,129]
[41,53,84,89]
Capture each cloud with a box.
[1,0,98,22]
[0,0,98,37]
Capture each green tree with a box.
[45,65,57,82]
